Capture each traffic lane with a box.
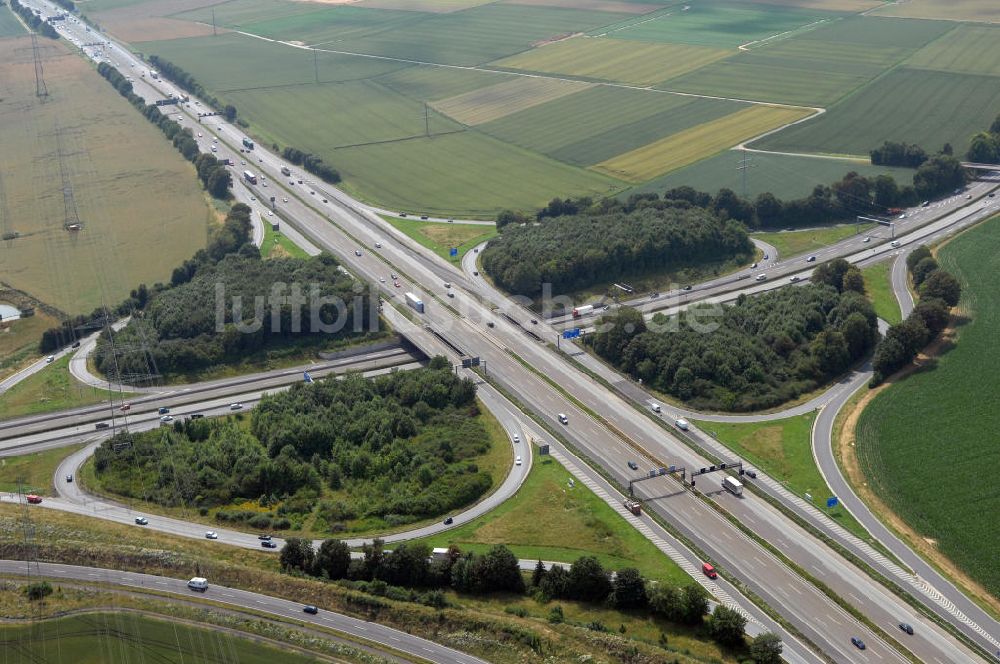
[0,363,423,456]
[0,348,416,438]
[0,560,485,664]
[0,345,72,396]
[812,373,1000,657]
[459,332,901,663]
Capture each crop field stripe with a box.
[490,35,732,86]
[431,76,593,125]
[592,105,812,182]
[904,24,1000,77]
[854,214,1000,597]
[752,66,1000,157]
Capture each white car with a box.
[250,196,256,201]
[512,434,520,443]
[891,240,900,247]
[375,242,382,248]
[515,456,522,466]
[558,413,568,425]
[282,197,288,203]
[863,236,871,243]
[197,132,202,137]
[379,277,386,283]
[229,402,244,410]
[211,146,217,152]
[45,355,55,363]
[205,531,218,540]
[159,415,174,423]
[268,211,273,216]
[241,160,246,165]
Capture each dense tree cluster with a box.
[870,141,928,168]
[95,62,231,200]
[10,0,59,37]
[52,0,75,11]
[482,205,753,296]
[282,147,341,184]
[589,282,878,411]
[871,246,961,384]
[966,113,1000,164]
[94,248,373,377]
[94,363,492,528]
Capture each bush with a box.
[24,581,53,600]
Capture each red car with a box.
[26,495,42,504]
[119,403,131,412]
[702,562,717,579]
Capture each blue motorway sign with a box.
[826,496,839,509]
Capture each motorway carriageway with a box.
[31,7,999,662]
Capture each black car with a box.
[898,622,913,635]
[851,637,866,650]
[627,461,639,471]
[261,540,277,549]
[683,285,692,291]
[443,517,454,525]
[95,422,110,430]
[258,534,272,541]
[745,470,757,479]
[303,605,319,615]
[190,413,204,419]
[71,341,81,348]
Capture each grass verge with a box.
[260,219,309,259]
[0,443,84,495]
[861,261,902,324]
[752,222,874,259]
[0,355,129,420]
[383,215,496,264]
[413,446,690,585]
[692,414,869,540]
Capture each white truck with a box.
[572,304,594,318]
[722,476,743,497]
[674,418,689,431]
[405,292,424,314]
[187,577,208,591]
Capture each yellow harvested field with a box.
[432,77,592,126]
[592,105,813,183]
[872,0,1000,22]
[493,37,731,86]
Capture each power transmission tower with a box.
[424,102,429,138]
[31,32,48,99]
[736,148,756,199]
[54,123,83,231]
[211,9,217,36]
[314,48,319,84]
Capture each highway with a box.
[0,560,486,664]
[21,5,1000,662]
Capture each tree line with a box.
[93,249,373,378]
[279,538,783,662]
[52,0,74,11]
[146,55,236,123]
[282,147,341,184]
[870,141,930,168]
[94,362,494,530]
[871,246,962,384]
[482,205,753,297]
[10,0,59,38]
[589,280,879,412]
[96,62,232,199]
[967,113,1000,164]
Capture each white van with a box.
[651,403,661,413]
[558,413,568,424]
[675,418,690,431]
[187,577,208,591]
[755,274,767,282]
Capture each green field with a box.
[754,67,1000,157]
[375,63,508,101]
[0,355,128,420]
[493,36,731,86]
[752,222,873,259]
[384,217,496,263]
[0,310,60,381]
[665,39,910,106]
[481,87,744,166]
[239,5,419,45]
[414,448,691,584]
[295,3,631,67]
[0,2,26,37]
[872,0,1000,23]
[694,414,868,539]
[260,221,309,259]
[0,444,83,494]
[630,151,916,200]
[334,130,624,216]
[597,1,838,48]
[0,37,211,314]
[171,0,326,30]
[141,32,411,91]
[855,215,1000,598]
[861,261,902,325]
[0,613,321,664]
[906,24,1000,77]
